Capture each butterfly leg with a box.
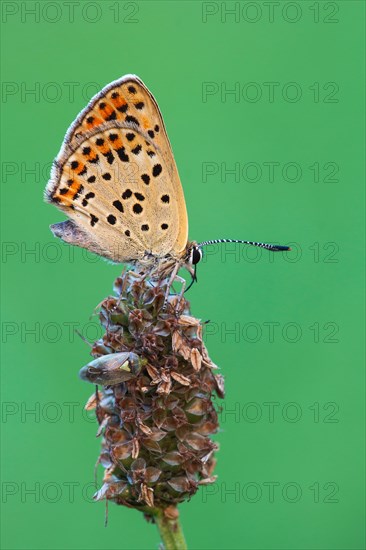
[162,263,180,310]
[173,274,187,311]
[162,264,188,312]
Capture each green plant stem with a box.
[154,509,187,550]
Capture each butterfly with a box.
[45,75,289,293]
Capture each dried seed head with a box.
[81,270,224,514]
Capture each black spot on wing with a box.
[90,214,98,226]
[82,190,94,206]
[88,155,99,164]
[133,204,143,214]
[117,104,128,113]
[116,148,129,162]
[113,200,124,213]
[106,111,117,121]
[152,164,162,177]
[105,151,114,164]
[74,184,83,200]
[122,189,132,200]
[125,115,139,126]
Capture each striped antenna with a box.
[197,239,291,252]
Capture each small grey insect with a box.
[79,352,143,386]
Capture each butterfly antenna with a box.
[198,239,291,252]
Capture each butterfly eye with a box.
[191,247,203,265]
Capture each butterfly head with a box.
[180,242,204,289]
[190,245,204,266]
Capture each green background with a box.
[1,1,365,549]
